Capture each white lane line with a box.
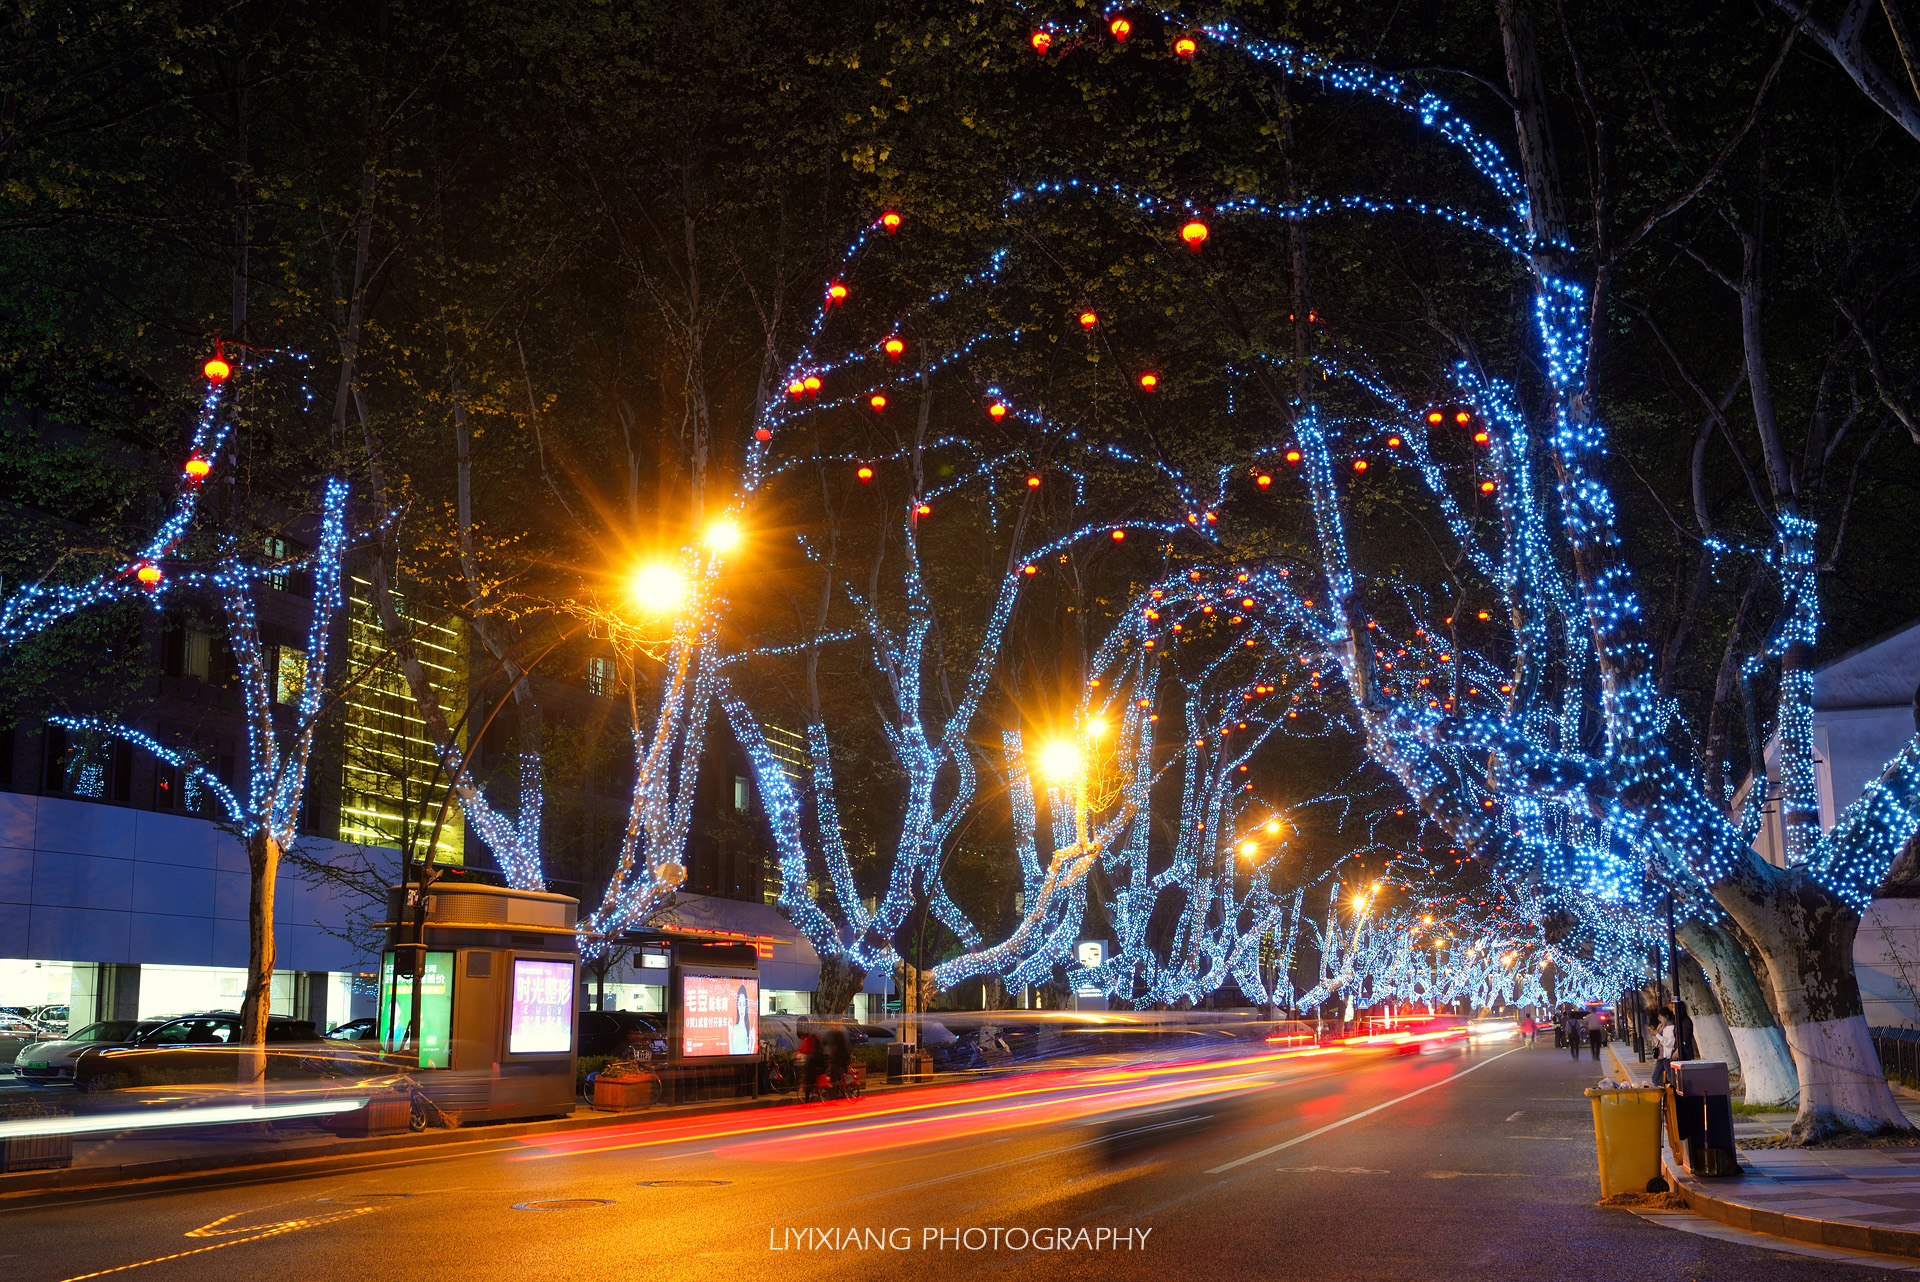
[1204,1047,1522,1174]
[1506,1111,1525,1121]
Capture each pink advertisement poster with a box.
[508,958,575,1054]
[682,974,758,1057]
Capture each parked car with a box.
[32,1004,70,1034]
[578,1010,662,1058]
[12,1017,173,1084]
[71,1012,327,1090]
[325,1018,380,1042]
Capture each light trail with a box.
[1,1097,367,1140]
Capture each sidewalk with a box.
[1604,1041,1920,1259]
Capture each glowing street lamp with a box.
[631,562,689,616]
[1039,739,1081,783]
[703,517,743,556]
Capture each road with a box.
[1,1034,1892,1282]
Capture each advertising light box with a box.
[682,973,758,1057]
[508,958,576,1054]
[377,950,453,1068]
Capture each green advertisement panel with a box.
[377,950,453,1068]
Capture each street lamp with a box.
[631,562,689,615]
[704,517,743,555]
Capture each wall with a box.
[0,792,390,973]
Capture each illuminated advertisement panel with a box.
[682,973,758,1057]
[377,951,453,1068]
[508,958,575,1054]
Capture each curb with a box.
[1659,1148,1920,1260]
[1599,1041,1920,1260]
[0,1077,933,1208]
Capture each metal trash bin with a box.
[1585,1085,1666,1197]
[887,1042,908,1084]
[1668,1060,1739,1177]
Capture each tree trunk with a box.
[1716,862,1911,1140]
[240,828,280,1084]
[815,955,866,1019]
[1675,916,1797,1104]
[1676,949,1742,1077]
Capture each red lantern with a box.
[915,502,932,517]
[184,457,211,480]
[1477,610,1491,621]
[826,282,848,305]
[988,401,1008,420]
[1387,435,1403,447]
[787,379,806,398]
[880,211,902,233]
[1285,449,1302,465]
[1473,430,1489,444]
[1138,372,1158,391]
[1174,36,1197,57]
[755,427,772,440]
[1180,220,1209,252]
[135,563,163,587]
[1026,475,1041,489]
[1454,410,1471,425]
[884,337,905,361]
[857,465,874,483]
[803,375,822,396]
[1426,410,1443,425]
[1110,16,1131,41]
[1255,474,1272,489]
[1022,564,1037,575]
[203,355,231,383]
[869,394,888,411]
[1110,529,1126,541]
[1479,480,1496,493]
[1031,30,1052,54]
[1078,310,1097,329]
[1352,459,1369,473]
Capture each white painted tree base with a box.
[1728,1023,1798,1106]
[1786,1016,1911,1135]
[1691,1012,1740,1077]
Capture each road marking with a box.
[60,1204,381,1282]
[1506,1111,1525,1121]
[1204,1047,1522,1173]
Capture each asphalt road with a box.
[1,1036,1893,1282]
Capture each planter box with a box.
[593,1077,654,1111]
[1,1132,73,1173]
[328,1094,412,1137]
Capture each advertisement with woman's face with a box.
[682,974,758,1057]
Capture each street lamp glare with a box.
[631,562,689,615]
[704,517,743,554]
[1263,820,1281,836]
[1039,739,1080,782]
[1085,715,1108,739]
[1238,840,1257,857]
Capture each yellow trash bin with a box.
[1586,1086,1665,1197]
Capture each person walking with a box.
[1566,1008,1583,1061]
[1520,1013,1537,1047]
[798,1027,824,1103]
[1653,1010,1678,1087]
[1585,1008,1606,1062]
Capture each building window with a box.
[733,775,751,814]
[340,577,466,865]
[585,655,615,697]
[274,645,307,706]
[44,728,132,802]
[263,535,288,592]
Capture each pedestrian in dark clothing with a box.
[1585,1009,1606,1062]
[1566,1010,1583,1061]
[798,1028,824,1103]
[824,1026,852,1095]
